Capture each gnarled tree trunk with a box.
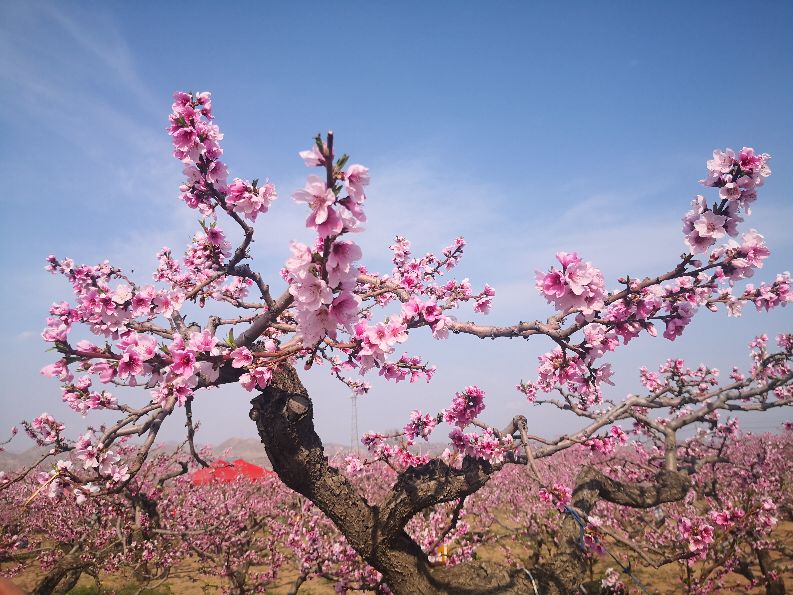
[756,547,786,595]
[32,553,89,595]
[250,365,691,594]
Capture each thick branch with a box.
[572,466,691,515]
[234,289,293,347]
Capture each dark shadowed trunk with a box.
[756,547,786,595]
[250,365,691,594]
[32,553,88,595]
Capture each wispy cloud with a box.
[0,3,175,212]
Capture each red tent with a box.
[190,459,273,485]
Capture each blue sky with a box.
[1,1,792,449]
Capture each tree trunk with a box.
[249,366,542,593]
[32,553,88,595]
[249,364,690,594]
[756,547,785,595]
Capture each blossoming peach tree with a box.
[6,91,792,593]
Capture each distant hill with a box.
[212,438,271,467]
[210,438,356,469]
[1,439,451,474]
[0,446,53,471]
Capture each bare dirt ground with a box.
[7,522,793,593]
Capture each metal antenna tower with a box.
[350,393,360,455]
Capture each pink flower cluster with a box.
[293,175,343,237]
[709,506,745,529]
[404,410,439,442]
[286,239,362,345]
[701,147,771,209]
[390,236,466,287]
[44,255,184,341]
[386,236,489,318]
[142,330,227,406]
[536,252,605,315]
[168,92,228,215]
[534,348,613,408]
[285,161,370,345]
[742,272,792,312]
[379,353,436,384]
[639,366,663,392]
[602,285,663,344]
[183,227,231,274]
[585,426,628,455]
[28,413,65,445]
[401,297,452,340]
[600,568,626,593]
[239,367,272,392]
[678,516,714,556]
[683,147,771,254]
[225,178,277,222]
[61,376,117,415]
[538,482,572,512]
[443,385,486,428]
[293,151,369,237]
[360,432,431,469]
[448,427,509,464]
[682,196,741,254]
[73,433,130,487]
[352,316,409,373]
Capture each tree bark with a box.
[32,553,88,595]
[756,547,785,595]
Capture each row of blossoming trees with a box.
[2,425,792,594]
[1,91,791,594]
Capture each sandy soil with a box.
[7,523,793,593]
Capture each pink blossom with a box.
[41,360,72,382]
[285,241,314,278]
[117,351,143,379]
[203,227,225,246]
[188,329,218,353]
[30,413,65,444]
[225,178,276,222]
[538,482,572,512]
[240,367,272,391]
[404,410,438,441]
[366,323,396,352]
[132,335,158,360]
[685,211,728,254]
[401,298,422,319]
[295,306,337,344]
[170,350,196,377]
[292,175,342,236]
[678,517,714,554]
[230,347,253,368]
[344,455,364,475]
[448,427,508,463]
[289,274,333,312]
[131,285,155,316]
[421,301,443,323]
[89,360,116,383]
[344,164,370,201]
[536,252,605,314]
[41,317,69,342]
[329,291,360,330]
[326,240,362,288]
[444,386,486,428]
[299,144,325,167]
[153,291,184,317]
